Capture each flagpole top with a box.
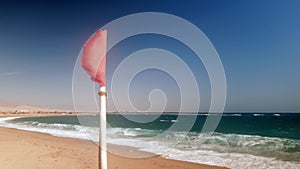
[98,91,108,96]
[99,86,108,98]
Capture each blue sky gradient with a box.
[0,0,299,112]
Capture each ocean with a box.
[0,113,299,169]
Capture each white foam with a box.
[1,117,300,169]
[0,116,20,123]
[106,136,300,169]
[254,113,265,116]
[0,117,91,140]
[165,148,300,169]
[223,113,242,116]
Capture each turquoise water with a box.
[11,113,300,138]
[2,113,300,169]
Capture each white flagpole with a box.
[99,86,107,169]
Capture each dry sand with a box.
[0,125,227,169]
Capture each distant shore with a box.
[0,114,227,169]
[0,111,75,117]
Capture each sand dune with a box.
[0,99,72,114]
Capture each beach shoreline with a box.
[0,114,227,169]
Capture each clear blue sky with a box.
[0,0,299,112]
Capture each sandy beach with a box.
[0,119,227,169]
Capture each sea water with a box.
[0,113,299,169]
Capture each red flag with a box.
[81,30,107,86]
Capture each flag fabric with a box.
[81,30,107,86]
